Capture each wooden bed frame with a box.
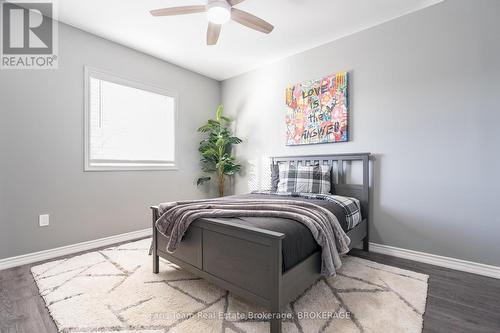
[151,153,370,333]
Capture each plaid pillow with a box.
[277,164,331,194]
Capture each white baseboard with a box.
[2,230,499,279]
[370,242,500,279]
[0,228,151,271]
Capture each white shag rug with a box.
[32,238,428,333]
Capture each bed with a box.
[151,153,370,333]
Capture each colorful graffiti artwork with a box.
[285,72,348,145]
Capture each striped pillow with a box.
[277,164,331,194]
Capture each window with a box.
[84,67,177,171]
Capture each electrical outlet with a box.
[39,214,50,227]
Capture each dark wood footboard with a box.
[151,206,286,332]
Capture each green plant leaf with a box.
[215,105,223,121]
[197,124,212,133]
[197,177,211,186]
[196,104,242,187]
[228,136,242,144]
[208,119,221,126]
[201,148,217,158]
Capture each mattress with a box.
[217,193,360,272]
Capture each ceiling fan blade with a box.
[207,22,222,45]
[228,0,246,6]
[231,8,274,34]
[150,5,205,17]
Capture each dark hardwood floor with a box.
[1,242,499,333]
[351,249,500,333]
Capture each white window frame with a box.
[84,66,178,171]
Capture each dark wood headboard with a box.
[271,153,370,218]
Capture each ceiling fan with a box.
[150,0,274,45]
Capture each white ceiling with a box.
[54,0,443,80]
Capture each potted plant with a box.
[196,105,242,197]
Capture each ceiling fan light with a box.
[207,7,230,24]
[207,2,231,24]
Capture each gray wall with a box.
[0,23,220,259]
[222,0,500,266]
[1,0,499,268]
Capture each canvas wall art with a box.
[285,72,348,145]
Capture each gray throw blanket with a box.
[156,198,351,276]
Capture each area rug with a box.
[31,238,428,333]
